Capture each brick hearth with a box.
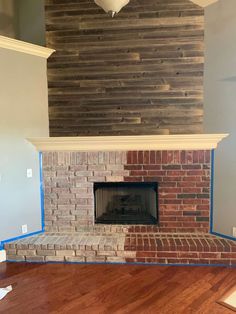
[5,233,236,266]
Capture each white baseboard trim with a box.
[0,250,6,262]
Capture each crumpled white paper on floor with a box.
[0,285,12,300]
[224,289,236,308]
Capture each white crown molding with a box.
[190,0,219,7]
[0,36,55,59]
[0,250,6,263]
[27,134,229,152]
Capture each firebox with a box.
[94,182,158,225]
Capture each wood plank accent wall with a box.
[45,0,204,136]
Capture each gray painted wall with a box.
[16,0,46,46]
[0,0,45,45]
[0,48,49,241]
[204,0,236,237]
[0,0,18,38]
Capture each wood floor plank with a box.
[0,263,235,314]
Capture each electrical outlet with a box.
[233,227,236,237]
[27,169,33,178]
[22,224,28,234]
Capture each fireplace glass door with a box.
[94,182,158,225]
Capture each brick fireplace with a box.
[43,149,211,234]
[6,134,236,266]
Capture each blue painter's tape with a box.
[2,230,44,245]
[5,260,236,268]
[209,149,236,242]
[39,152,45,232]
[1,152,45,249]
[210,149,215,233]
[211,231,236,242]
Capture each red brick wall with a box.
[125,150,211,233]
[42,150,211,234]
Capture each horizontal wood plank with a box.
[45,0,204,136]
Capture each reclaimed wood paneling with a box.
[45,0,204,136]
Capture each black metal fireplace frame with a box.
[94,181,159,225]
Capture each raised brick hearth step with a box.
[124,233,236,266]
[5,233,127,263]
[4,233,236,266]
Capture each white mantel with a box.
[27,134,228,152]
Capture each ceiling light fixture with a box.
[190,0,218,7]
[94,0,130,17]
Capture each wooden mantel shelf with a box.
[27,134,228,152]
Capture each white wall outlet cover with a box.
[26,168,33,178]
[0,250,6,263]
[233,227,236,237]
[22,224,28,234]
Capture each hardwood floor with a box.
[0,263,235,313]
